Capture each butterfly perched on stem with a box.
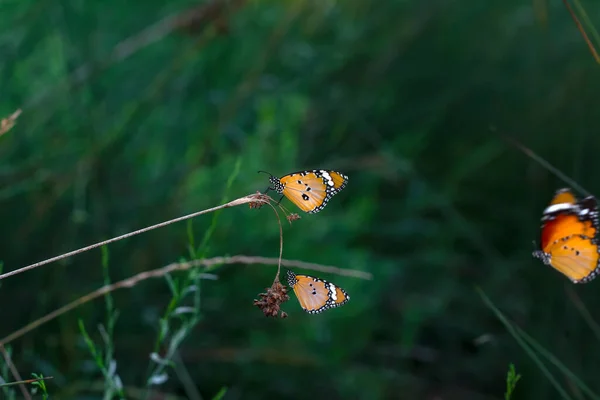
[259,169,348,213]
[286,270,350,314]
[532,188,600,283]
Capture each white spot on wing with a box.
[328,283,337,301]
[320,170,334,186]
[543,203,577,215]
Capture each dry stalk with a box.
[561,0,600,63]
[0,345,30,399]
[0,255,370,347]
[0,194,268,281]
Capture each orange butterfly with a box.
[286,270,350,314]
[259,169,348,213]
[532,188,600,283]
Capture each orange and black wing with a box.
[286,270,350,314]
[538,188,598,249]
[271,169,348,213]
[546,187,578,208]
[533,188,600,283]
[534,234,600,283]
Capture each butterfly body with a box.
[263,169,348,213]
[286,270,350,314]
[532,188,600,283]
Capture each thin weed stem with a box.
[492,127,591,196]
[565,285,600,344]
[0,345,30,399]
[0,255,371,347]
[0,376,53,389]
[0,194,268,281]
[477,287,575,400]
[561,0,600,64]
[263,201,284,283]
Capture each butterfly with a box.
[259,169,348,213]
[286,270,350,314]
[532,187,600,283]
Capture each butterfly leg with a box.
[275,195,284,205]
[263,187,273,194]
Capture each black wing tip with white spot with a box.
[542,190,600,230]
[578,195,600,231]
[307,170,348,214]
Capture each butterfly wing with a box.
[276,170,348,213]
[326,170,349,191]
[534,234,600,283]
[539,213,597,250]
[286,270,350,314]
[541,188,591,221]
[539,189,598,248]
[533,188,600,283]
[331,286,350,307]
[545,188,578,209]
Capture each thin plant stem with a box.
[561,0,600,64]
[477,287,575,400]
[493,127,591,196]
[571,0,600,52]
[0,194,268,281]
[565,285,600,344]
[0,255,371,347]
[0,376,53,389]
[263,201,284,283]
[0,345,30,399]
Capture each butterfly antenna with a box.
[257,170,275,194]
[257,170,274,178]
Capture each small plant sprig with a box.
[77,247,125,399]
[505,363,521,400]
[78,319,125,399]
[0,373,53,399]
[145,160,244,392]
[29,373,50,399]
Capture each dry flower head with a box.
[253,280,289,318]
[0,109,22,137]
[248,192,270,210]
[286,213,300,224]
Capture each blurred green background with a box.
[2,0,600,398]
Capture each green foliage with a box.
[3,0,600,398]
[505,364,521,400]
[30,373,50,399]
[78,318,125,399]
[212,386,228,400]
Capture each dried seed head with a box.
[286,213,300,224]
[253,280,290,318]
[0,109,22,136]
[248,192,271,210]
